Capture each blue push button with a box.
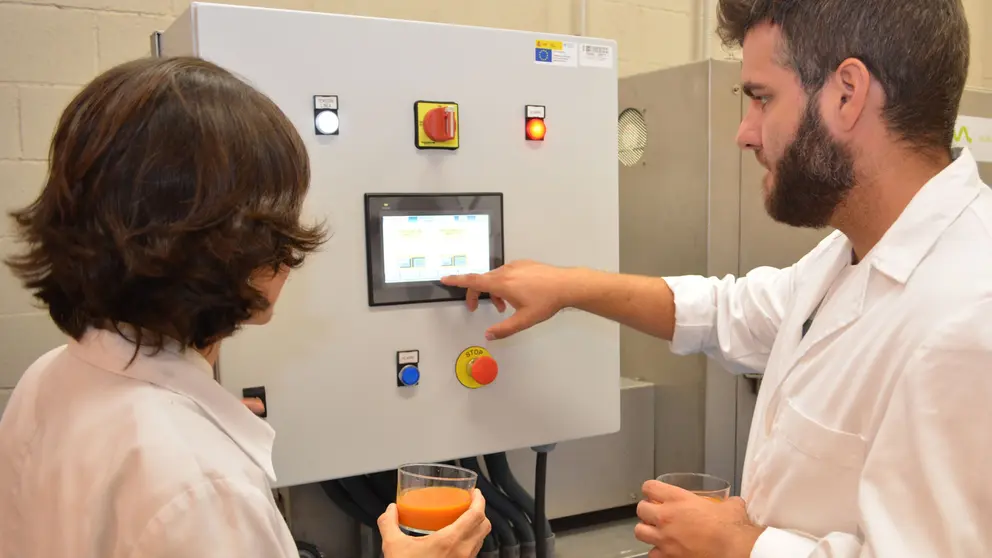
[398,365,420,386]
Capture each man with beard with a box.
[440,0,992,556]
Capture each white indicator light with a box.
[315,110,339,135]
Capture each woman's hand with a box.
[378,489,492,558]
[242,398,265,416]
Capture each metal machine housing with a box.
[160,3,622,488]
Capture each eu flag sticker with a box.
[533,39,577,67]
[535,48,553,62]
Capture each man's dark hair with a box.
[717,0,970,154]
[4,56,327,352]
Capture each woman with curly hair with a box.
[0,56,489,558]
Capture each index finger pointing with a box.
[440,273,482,289]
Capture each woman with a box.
[0,56,489,558]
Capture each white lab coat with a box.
[665,147,992,557]
[0,329,299,558]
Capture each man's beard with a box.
[765,97,857,228]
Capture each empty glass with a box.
[396,463,478,534]
[657,472,731,501]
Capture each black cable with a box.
[484,452,552,538]
[484,453,534,516]
[320,480,378,528]
[339,475,389,519]
[367,470,397,504]
[480,493,518,551]
[460,457,536,543]
[535,450,549,558]
[481,533,498,554]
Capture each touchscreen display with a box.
[364,193,502,306]
[382,214,491,283]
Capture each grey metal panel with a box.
[703,60,748,493]
[180,3,622,488]
[618,60,711,478]
[959,88,992,182]
[503,378,656,519]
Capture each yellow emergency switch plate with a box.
[414,101,459,150]
[455,346,491,389]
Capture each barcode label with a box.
[579,43,613,69]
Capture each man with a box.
[441,0,992,556]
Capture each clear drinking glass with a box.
[657,472,731,501]
[396,463,478,534]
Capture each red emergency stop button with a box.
[423,106,456,142]
[469,356,498,385]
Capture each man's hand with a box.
[634,480,764,558]
[439,260,576,340]
[378,489,492,558]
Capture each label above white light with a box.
[314,95,338,110]
[953,115,992,162]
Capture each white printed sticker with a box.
[397,350,419,364]
[526,105,546,118]
[314,95,338,110]
[954,115,992,162]
[534,39,577,67]
[579,43,613,68]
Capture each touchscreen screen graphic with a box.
[381,214,491,284]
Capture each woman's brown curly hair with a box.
[4,56,327,352]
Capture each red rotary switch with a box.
[423,106,456,142]
[469,356,498,385]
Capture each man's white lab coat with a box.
[665,147,992,557]
[0,329,299,558]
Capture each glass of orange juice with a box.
[657,472,731,502]
[396,463,478,534]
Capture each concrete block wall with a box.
[1,0,991,554]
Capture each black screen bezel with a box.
[364,193,504,307]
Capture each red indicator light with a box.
[526,117,546,141]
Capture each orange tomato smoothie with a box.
[396,486,472,532]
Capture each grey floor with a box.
[554,517,651,558]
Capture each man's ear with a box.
[826,58,872,132]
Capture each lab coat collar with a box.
[867,147,983,284]
[68,328,278,483]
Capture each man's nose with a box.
[736,106,761,151]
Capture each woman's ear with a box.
[244,266,291,326]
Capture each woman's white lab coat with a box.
[0,328,299,557]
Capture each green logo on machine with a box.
[954,126,973,144]
[952,116,992,162]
